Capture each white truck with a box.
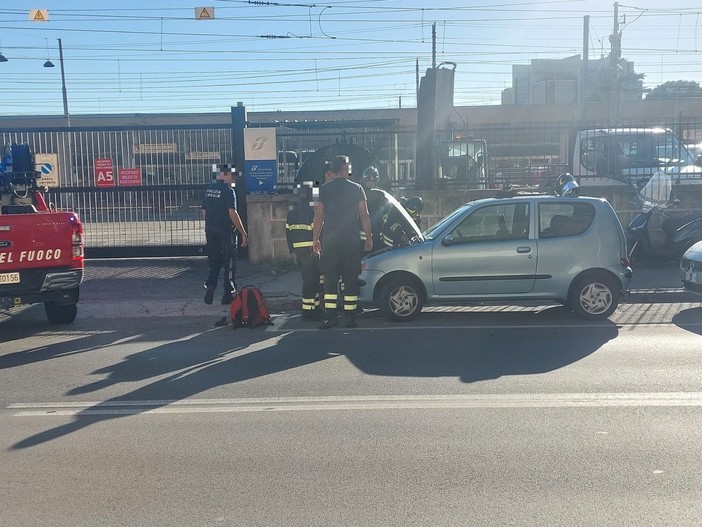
[567,127,702,187]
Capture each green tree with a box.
[646,80,702,100]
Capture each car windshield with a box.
[423,204,470,240]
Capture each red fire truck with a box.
[0,143,84,324]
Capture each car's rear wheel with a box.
[568,274,620,320]
[378,277,424,321]
[44,302,78,324]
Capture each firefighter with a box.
[286,182,322,321]
[400,196,424,229]
[360,166,389,255]
[380,196,424,248]
[312,155,372,329]
[380,204,408,248]
[201,164,248,305]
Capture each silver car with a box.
[681,241,702,296]
[359,193,633,321]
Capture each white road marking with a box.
[8,392,702,416]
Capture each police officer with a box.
[201,164,248,305]
[312,155,372,329]
[286,182,322,321]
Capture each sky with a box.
[0,0,701,116]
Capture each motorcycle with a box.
[627,172,702,262]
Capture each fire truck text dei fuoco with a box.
[0,143,84,324]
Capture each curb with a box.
[77,295,302,319]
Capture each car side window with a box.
[449,203,529,243]
[539,202,595,238]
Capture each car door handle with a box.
[516,246,531,253]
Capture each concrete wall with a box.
[245,187,702,264]
[246,194,292,263]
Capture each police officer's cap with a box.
[213,163,235,174]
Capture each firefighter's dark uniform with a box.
[365,188,390,254]
[319,178,367,322]
[380,204,411,248]
[202,179,239,298]
[286,188,322,319]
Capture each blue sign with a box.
[245,159,277,194]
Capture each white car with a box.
[681,241,702,296]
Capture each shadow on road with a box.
[9,309,618,450]
[672,307,702,336]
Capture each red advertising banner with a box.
[94,158,114,187]
[118,167,142,186]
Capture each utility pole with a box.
[58,38,70,127]
[609,2,622,124]
[609,2,621,64]
[581,15,590,122]
[432,23,436,69]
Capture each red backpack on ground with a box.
[230,286,273,329]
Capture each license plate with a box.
[0,272,20,285]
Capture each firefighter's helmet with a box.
[362,166,379,182]
[401,196,424,219]
[556,173,580,197]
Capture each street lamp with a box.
[43,37,54,67]
[42,39,69,127]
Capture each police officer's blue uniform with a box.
[202,168,241,304]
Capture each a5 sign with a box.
[95,158,114,187]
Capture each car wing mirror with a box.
[443,235,457,246]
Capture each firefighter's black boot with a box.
[344,313,357,328]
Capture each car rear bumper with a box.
[0,269,83,308]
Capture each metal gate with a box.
[1,126,235,255]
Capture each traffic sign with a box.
[35,153,59,187]
[95,158,114,187]
[118,167,142,187]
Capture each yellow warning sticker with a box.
[30,9,49,22]
[195,7,215,20]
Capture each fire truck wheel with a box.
[44,302,78,324]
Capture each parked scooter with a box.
[627,172,702,262]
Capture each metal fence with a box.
[1,126,234,252]
[3,117,702,253]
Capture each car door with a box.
[535,200,598,293]
[432,201,537,296]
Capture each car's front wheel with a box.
[568,274,620,320]
[378,277,424,321]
